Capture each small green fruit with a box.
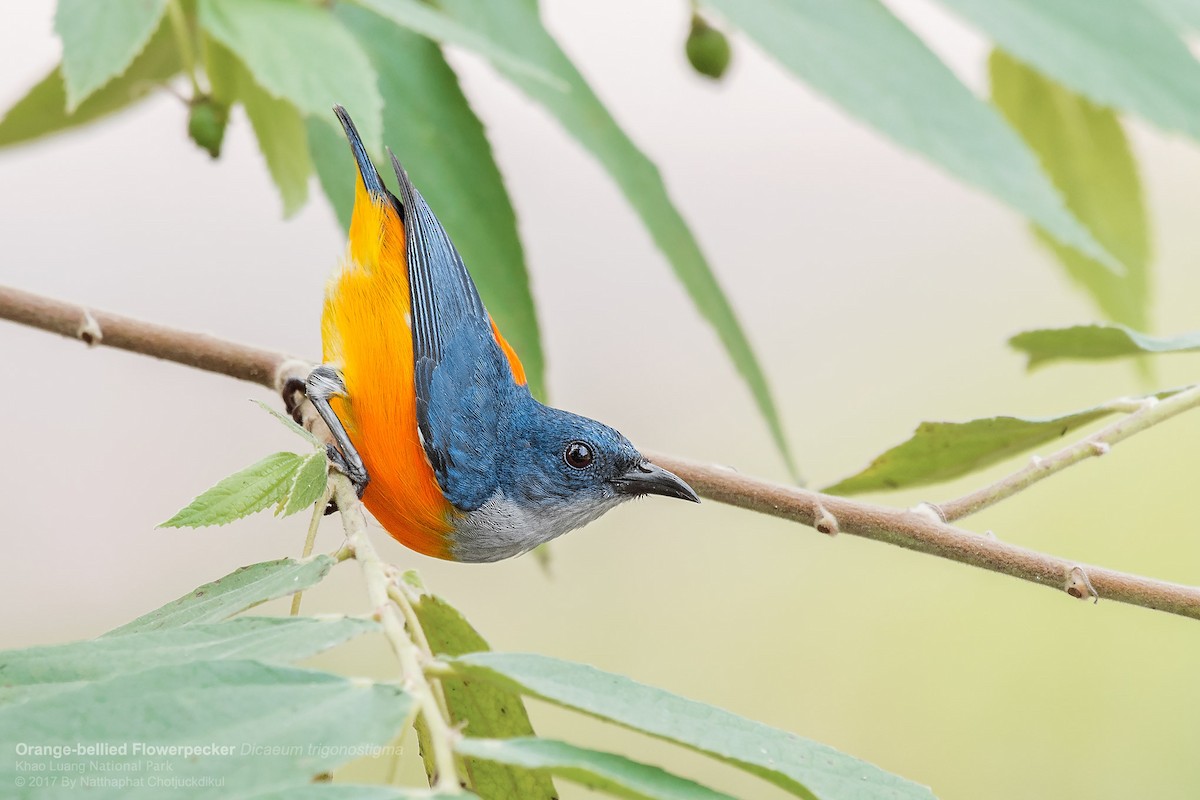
[188,97,230,159]
[686,13,732,80]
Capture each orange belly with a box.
[321,181,455,559]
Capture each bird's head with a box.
[499,400,699,532]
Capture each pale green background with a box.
[3,2,1200,798]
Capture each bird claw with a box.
[283,368,370,514]
[325,443,368,499]
[322,443,367,516]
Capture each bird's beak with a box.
[611,461,700,503]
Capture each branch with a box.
[5,284,1200,621]
[333,474,463,792]
[645,452,1198,616]
[0,285,302,390]
[935,389,1200,521]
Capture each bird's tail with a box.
[321,106,409,372]
[333,105,385,200]
[330,105,406,277]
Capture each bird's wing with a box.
[332,106,527,515]
[388,151,526,511]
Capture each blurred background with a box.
[4,1,1200,798]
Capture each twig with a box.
[291,485,331,616]
[935,390,1200,521]
[4,285,1200,620]
[645,452,1200,619]
[387,582,453,723]
[0,285,299,390]
[332,474,462,793]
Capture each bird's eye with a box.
[564,441,594,469]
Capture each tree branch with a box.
[934,389,1200,521]
[5,284,1200,621]
[0,285,302,390]
[334,474,463,792]
[645,452,1198,615]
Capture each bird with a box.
[300,105,698,563]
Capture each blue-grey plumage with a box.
[324,105,699,563]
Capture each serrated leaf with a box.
[56,0,170,111]
[254,399,323,447]
[203,40,312,215]
[439,0,797,477]
[411,594,556,799]
[0,617,375,698]
[458,738,735,800]
[161,451,304,527]
[198,0,382,151]
[1010,324,1200,369]
[108,556,336,635]
[0,661,411,799]
[240,81,311,217]
[989,51,1150,330]
[939,0,1200,142]
[336,4,546,399]
[448,652,934,800]
[0,19,179,148]
[703,0,1117,275]
[284,452,329,517]
[823,392,1183,495]
[347,0,563,90]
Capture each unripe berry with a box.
[188,97,229,159]
[686,13,732,80]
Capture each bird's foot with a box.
[326,442,368,494]
[303,365,370,514]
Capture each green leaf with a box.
[0,617,374,698]
[1010,324,1200,369]
[197,0,382,151]
[108,556,337,635]
[938,0,1200,141]
[411,593,557,799]
[989,51,1150,330]
[55,0,170,111]
[347,0,564,90]
[0,19,179,148]
[448,652,934,800]
[1150,0,1200,32]
[308,115,355,230]
[0,661,411,798]
[824,399,1158,495]
[200,34,309,214]
[703,0,1117,274]
[160,451,304,527]
[202,38,312,215]
[203,29,238,105]
[244,788,472,799]
[239,79,312,218]
[439,0,797,476]
[458,738,735,800]
[284,452,330,516]
[254,399,323,448]
[337,4,546,399]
